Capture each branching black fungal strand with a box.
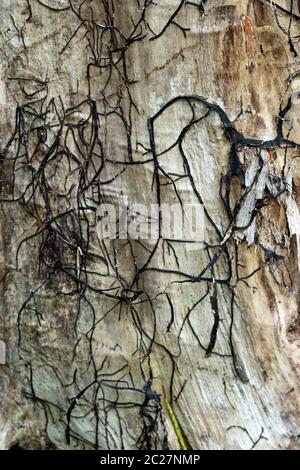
[206,281,219,356]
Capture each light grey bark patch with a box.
[0,340,6,365]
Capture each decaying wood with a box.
[0,0,300,450]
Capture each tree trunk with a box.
[0,0,300,450]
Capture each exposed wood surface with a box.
[0,0,299,450]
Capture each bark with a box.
[0,0,300,450]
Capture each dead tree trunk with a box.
[0,0,300,450]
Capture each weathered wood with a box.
[0,0,299,450]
